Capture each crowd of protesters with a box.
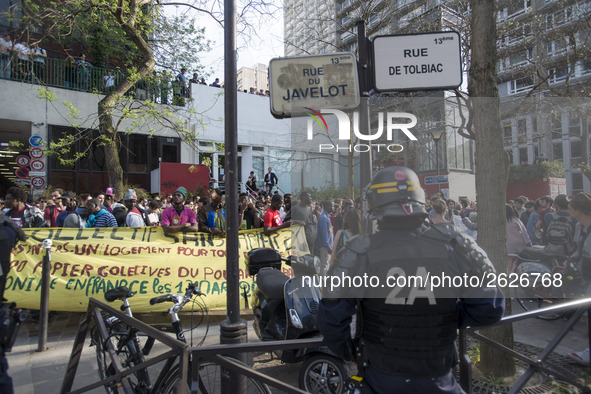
[4,182,591,366]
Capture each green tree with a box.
[17,0,211,198]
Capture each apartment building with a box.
[237,63,269,93]
[283,0,476,199]
[497,0,591,194]
[284,0,336,56]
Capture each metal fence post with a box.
[37,238,52,352]
[458,329,472,393]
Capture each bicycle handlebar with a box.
[149,282,204,308]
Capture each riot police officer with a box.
[0,215,26,394]
[318,166,504,393]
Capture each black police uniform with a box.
[317,166,505,394]
[0,215,26,394]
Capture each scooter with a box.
[246,247,349,394]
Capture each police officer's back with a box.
[318,166,505,394]
[0,215,27,394]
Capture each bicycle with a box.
[91,282,272,393]
[91,286,153,393]
[510,250,583,320]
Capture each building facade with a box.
[0,77,296,197]
[497,0,591,194]
[237,63,269,93]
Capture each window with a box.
[553,142,563,159]
[547,37,569,56]
[341,14,354,26]
[341,30,355,42]
[497,59,505,73]
[506,23,532,45]
[519,147,528,164]
[503,123,513,139]
[571,139,582,158]
[507,0,532,19]
[399,6,425,27]
[570,115,582,136]
[577,59,591,77]
[397,0,415,9]
[548,66,570,84]
[509,48,533,67]
[509,75,534,94]
[547,7,574,30]
[128,134,148,173]
[551,114,562,139]
[447,128,473,171]
[518,119,527,137]
[368,13,379,27]
[572,172,584,194]
[574,1,591,17]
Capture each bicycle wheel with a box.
[92,321,151,393]
[159,360,271,394]
[514,263,567,320]
[91,325,117,394]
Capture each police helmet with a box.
[367,166,427,221]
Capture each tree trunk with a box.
[98,98,125,198]
[96,0,155,197]
[469,0,516,377]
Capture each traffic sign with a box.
[30,160,45,171]
[425,175,448,185]
[31,177,45,188]
[29,135,45,147]
[29,171,46,177]
[15,167,29,178]
[16,155,30,167]
[269,52,360,118]
[13,178,30,186]
[372,31,462,91]
[30,148,44,159]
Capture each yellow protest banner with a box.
[5,226,298,312]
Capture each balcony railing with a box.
[0,55,190,106]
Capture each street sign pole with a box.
[221,0,247,392]
[357,21,373,234]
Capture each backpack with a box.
[544,212,574,255]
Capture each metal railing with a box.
[459,298,591,394]
[0,55,190,105]
[60,298,189,394]
[61,298,317,394]
[62,297,591,393]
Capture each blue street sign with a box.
[29,135,45,147]
[425,175,448,185]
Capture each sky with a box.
[168,2,284,82]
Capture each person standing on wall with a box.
[264,167,278,194]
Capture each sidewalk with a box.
[6,302,591,394]
[9,311,299,394]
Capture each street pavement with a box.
[6,300,591,393]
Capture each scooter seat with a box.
[257,268,289,301]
